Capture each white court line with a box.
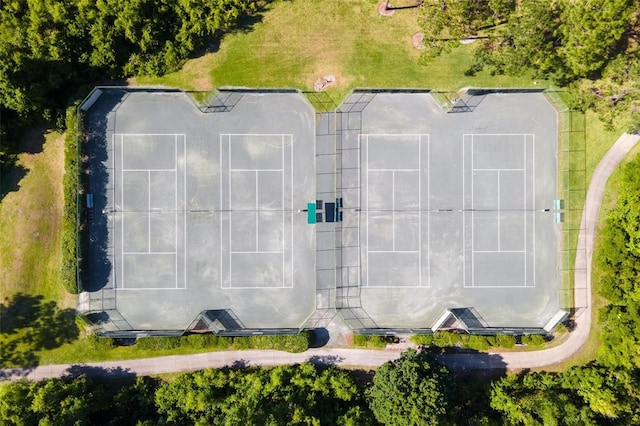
[123,168,176,172]
[472,168,525,172]
[233,168,284,172]
[219,134,224,288]
[524,135,527,286]
[121,134,125,289]
[224,133,290,289]
[368,250,420,253]
[123,252,177,255]
[498,171,501,251]
[368,168,420,172]
[532,134,536,286]
[118,133,186,136]
[471,135,475,288]
[392,171,395,251]
[366,135,369,288]
[282,135,285,288]
[231,251,284,254]
[182,135,187,290]
[358,134,362,288]
[148,170,151,253]
[175,135,178,289]
[290,135,293,289]
[118,287,187,291]
[474,250,525,253]
[462,135,466,288]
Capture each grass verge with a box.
[0,129,74,307]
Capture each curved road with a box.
[2,134,638,381]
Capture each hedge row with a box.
[410,332,518,350]
[60,106,80,294]
[353,334,397,349]
[135,331,312,353]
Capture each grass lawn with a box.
[0,129,74,308]
[136,0,541,98]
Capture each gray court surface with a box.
[80,88,561,335]
[82,90,315,331]
[336,91,559,329]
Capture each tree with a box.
[418,0,515,61]
[557,0,636,79]
[596,154,640,368]
[367,349,453,426]
[490,372,599,425]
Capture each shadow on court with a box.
[83,91,128,292]
[0,293,78,369]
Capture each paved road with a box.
[2,134,638,381]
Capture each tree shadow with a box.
[63,364,136,380]
[0,293,79,368]
[0,121,48,202]
[306,354,345,367]
[309,328,330,348]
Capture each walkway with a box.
[2,134,638,381]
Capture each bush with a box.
[353,334,391,349]
[232,332,311,353]
[410,334,434,346]
[136,337,181,350]
[467,335,492,351]
[60,106,80,294]
[521,334,546,347]
[495,334,516,349]
[134,332,310,353]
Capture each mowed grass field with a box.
[136,0,540,95]
[0,129,74,308]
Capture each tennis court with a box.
[338,91,560,329]
[80,88,563,335]
[83,90,316,332]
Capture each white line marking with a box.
[175,135,178,289]
[463,135,466,287]
[524,135,527,285]
[116,133,186,136]
[118,288,188,291]
[123,252,178,255]
[366,134,369,288]
[472,168,525,172]
[148,170,151,253]
[474,250,525,253]
[392,171,395,251]
[419,135,422,287]
[231,251,284,254]
[231,168,284,172]
[471,135,474,288]
[368,168,420,172]
[121,134,125,289]
[290,135,293,289]
[255,171,259,251]
[368,250,420,253]
[358,134,362,288]
[229,134,232,284]
[497,171,501,251]
[123,168,177,172]
[219,134,224,288]
[532,135,536,287]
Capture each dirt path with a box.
[2,134,638,381]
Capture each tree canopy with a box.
[367,349,453,426]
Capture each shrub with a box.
[522,334,546,347]
[60,106,80,294]
[467,335,491,351]
[495,334,516,348]
[353,334,390,349]
[410,334,434,346]
[136,336,182,350]
[232,332,310,353]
